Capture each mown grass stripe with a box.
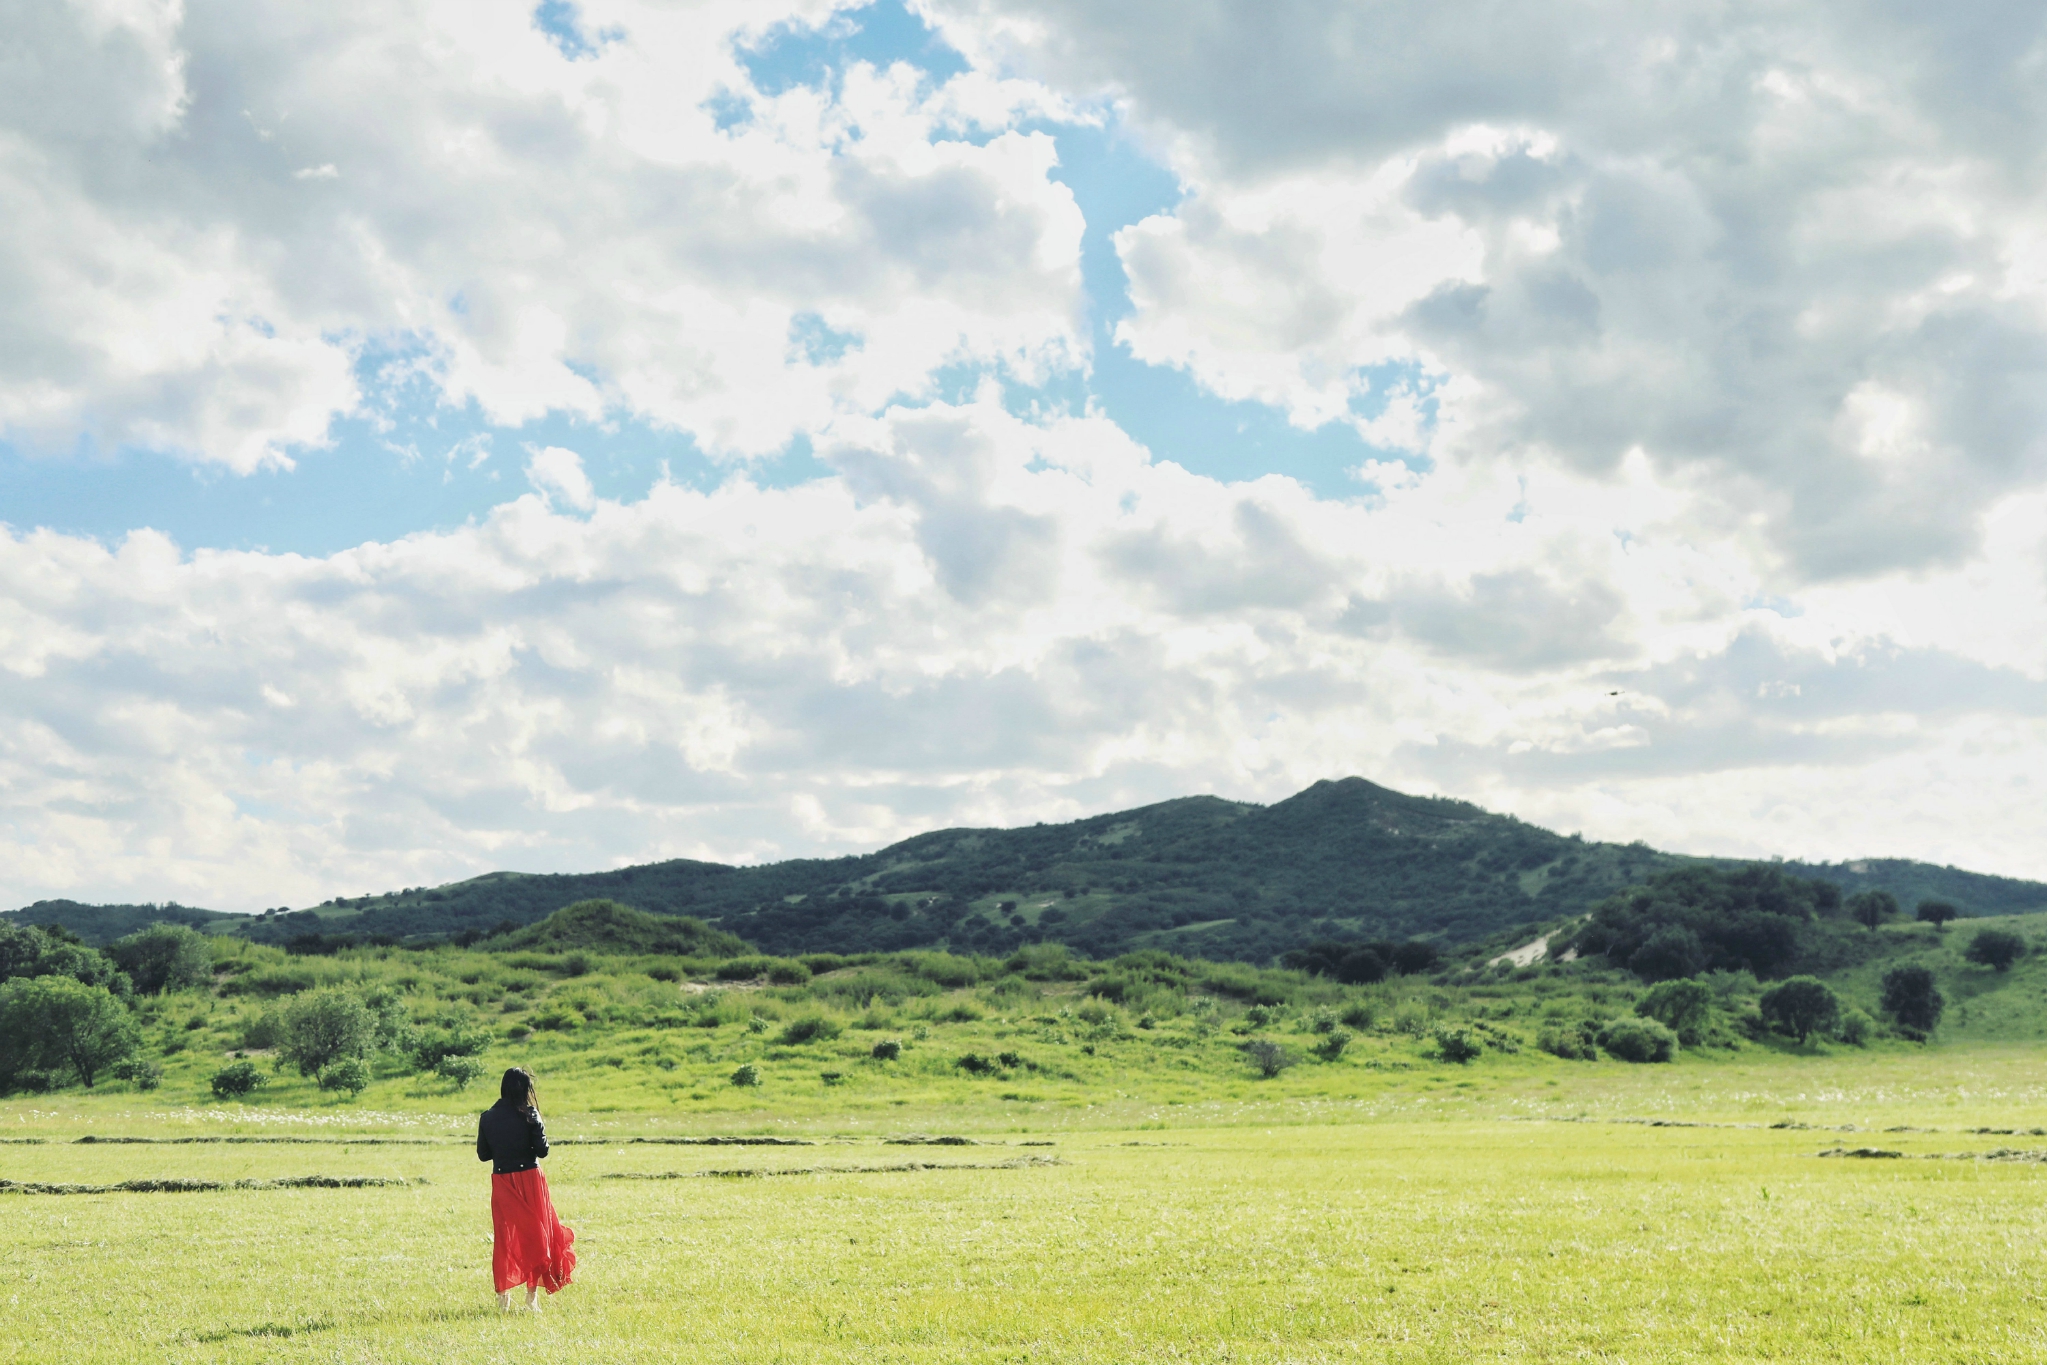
[603,1156,1064,1180]
[0,1175,430,1195]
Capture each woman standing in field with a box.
[477,1066,578,1311]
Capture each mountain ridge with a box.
[9,778,2046,960]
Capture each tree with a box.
[277,988,378,1078]
[1757,976,1841,1043]
[1241,1040,1294,1077]
[1847,890,1898,932]
[1915,900,1960,932]
[1635,979,1712,1045]
[1964,928,2027,972]
[0,976,140,1089]
[1880,965,1945,1032]
[106,922,214,994]
[0,923,130,995]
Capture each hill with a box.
[19,776,2047,965]
[222,777,2047,963]
[484,900,751,957]
[0,900,240,945]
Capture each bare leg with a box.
[496,1290,511,1312]
[526,1285,541,1312]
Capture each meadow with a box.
[10,902,2047,1361]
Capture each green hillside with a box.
[0,899,238,944]
[17,777,2047,964]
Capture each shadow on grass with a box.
[194,1318,335,1343]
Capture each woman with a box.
[476,1066,577,1311]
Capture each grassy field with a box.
[10,1047,2047,1363]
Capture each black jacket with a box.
[476,1100,550,1175]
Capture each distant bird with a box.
[1607,690,1621,696]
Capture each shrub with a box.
[317,1055,371,1098]
[435,1054,487,1088]
[767,961,813,986]
[1758,976,1840,1044]
[276,988,377,1077]
[1313,1029,1352,1062]
[800,954,851,974]
[1241,1040,1293,1078]
[1434,1026,1483,1064]
[1837,1008,1875,1047]
[1537,1021,1598,1061]
[1634,979,1712,1046]
[1880,965,1944,1032]
[408,1019,492,1074]
[1965,929,2026,972]
[716,957,774,981]
[113,1057,163,1091]
[956,1053,994,1075]
[559,952,592,978]
[729,1063,762,1088]
[778,1015,842,1046]
[871,1040,902,1061]
[1339,1001,1377,1031]
[936,1003,984,1024]
[1599,1017,1678,1063]
[1007,943,1089,981]
[997,1051,1026,1070]
[1391,1001,1430,1037]
[745,1015,770,1034]
[820,1070,845,1086]
[240,1010,283,1050]
[210,1060,266,1099]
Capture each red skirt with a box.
[491,1167,577,1294]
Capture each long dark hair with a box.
[500,1066,536,1110]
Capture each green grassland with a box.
[11,907,2047,1362]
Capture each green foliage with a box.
[1599,1017,1678,1063]
[106,923,215,995]
[1538,1019,1599,1060]
[1757,976,1840,1044]
[276,988,378,1078]
[484,900,749,957]
[1434,1026,1483,1064]
[1880,965,1945,1033]
[0,922,131,996]
[956,1053,995,1075]
[317,1055,371,1099]
[1964,929,2026,972]
[209,1060,266,1099]
[1634,979,1712,1045]
[1836,1008,1874,1046]
[406,1018,492,1074]
[1312,1029,1352,1062]
[1241,1040,1293,1078]
[0,976,139,1089]
[767,961,812,985]
[1848,890,1898,931]
[1916,900,1960,931]
[112,1057,163,1091]
[1339,1001,1376,1030]
[1570,864,1843,981]
[434,1055,486,1088]
[778,1015,842,1046]
[870,1039,901,1061]
[729,1063,762,1088]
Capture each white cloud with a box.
[524,445,596,511]
[0,0,1087,470]
[2,395,2044,909]
[928,0,2047,579]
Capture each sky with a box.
[3,0,2046,912]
